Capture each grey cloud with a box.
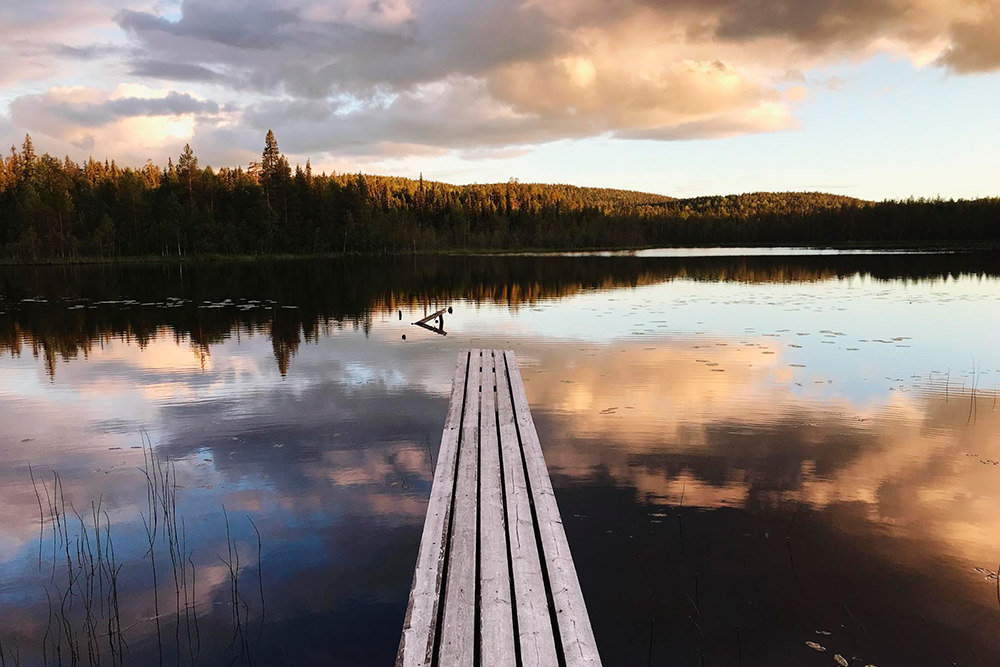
[128,59,225,82]
[116,0,562,98]
[937,12,1000,73]
[625,0,967,56]
[242,75,782,160]
[9,90,222,142]
[117,5,298,50]
[7,38,118,60]
[54,43,119,60]
[710,0,901,48]
[242,80,585,157]
[244,99,344,124]
[73,135,96,150]
[53,92,220,127]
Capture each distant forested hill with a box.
[652,192,863,215]
[1,132,996,262]
[517,184,676,209]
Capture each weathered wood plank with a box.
[495,349,560,667]
[504,350,602,667]
[478,351,517,665]
[396,351,470,667]
[438,350,482,666]
[398,349,601,667]
[414,307,448,326]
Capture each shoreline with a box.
[3,240,999,267]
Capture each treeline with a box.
[1,132,998,261]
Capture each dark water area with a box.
[1,250,999,666]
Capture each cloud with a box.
[53,42,119,60]
[0,40,117,86]
[821,75,847,91]
[6,86,226,158]
[243,78,574,156]
[4,0,1000,163]
[115,0,562,98]
[0,113,13,144]
[116,5,298,50]
[0,1,124,84]
[937,8,1000,73]
[128,59,225,82]
[51,91,219,127]
[12,88,220,129]
[710,0,905,47]
[0,0,118,34]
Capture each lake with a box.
[1,250,999,666]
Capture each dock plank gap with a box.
[397,349,602,667]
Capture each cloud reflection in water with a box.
[1,253,999,665]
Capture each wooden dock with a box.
[396,349,602,667]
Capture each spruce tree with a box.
[262,130,280,183]
[262,130,280,215]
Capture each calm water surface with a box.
[1,252,999,666]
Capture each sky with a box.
[2,0,1000,200]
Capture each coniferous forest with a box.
[1,131,998,262]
